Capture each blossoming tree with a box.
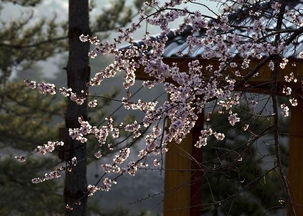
[20,0,303,215]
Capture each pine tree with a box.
[0,1,145,215]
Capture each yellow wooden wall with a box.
[164,133,193,216]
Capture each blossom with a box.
[289,98,298,107]
[127,161,138,176]
[282,86,292,95]
[88,99,98,108]
[23,0,303,199]
[153,159,160,166]
[214,132,225,141]
[24,80,36,89]
[243,124,249,131]
[113,148,130,164]
[94,151,102,159]
[281,104,290,117]
[228,113,240,126]
[15,155,26,163]
[87,185,99,196]
[35,141,64,155]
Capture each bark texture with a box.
[64,1,90,215]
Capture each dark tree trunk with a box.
[63,1,90,215]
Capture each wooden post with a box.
[134,57,303,216]
[164,132,193,216]
[288,97,303,215]
[190,116,204,216]
[164,115,204,216]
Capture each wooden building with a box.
[129,1,303,215]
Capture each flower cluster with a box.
[25,81,86,105]
[280,104,290,117]
[88,99,98,108]
[31,157,77,184]
[35,141,64,155]
[228,113,240,126]
[23,0,303,201]
[113,148,130,164]
[87,177,117,196]
[194,128,226,148]
[24,80,56,95]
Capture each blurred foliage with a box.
[0,0,143,83]
[0,81,64,150]
[0,0,146,215]
[0,157,63,216]
[202,104,287,215]
[1,0,42,7]
[95,208,155,216]
[91,0,146,33]
[0,1,67,83]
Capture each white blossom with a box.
[228,113,240,126]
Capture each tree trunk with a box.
[63,1,90,215]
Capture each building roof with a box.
[128,0,303,59]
